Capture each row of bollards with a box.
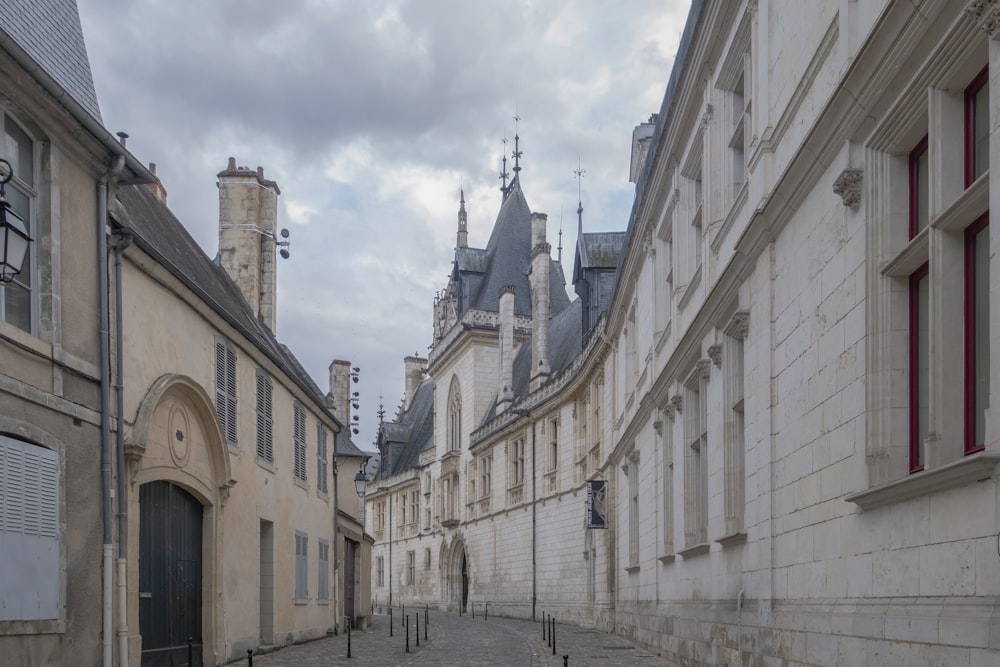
[540,611,571,664]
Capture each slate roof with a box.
[111,184,340,425]
[572,231,625,284]
[335,430,368,458]
[479,298,583,427]
[0,0,102,121]
[375,377,435,480]
[454,177,570,318]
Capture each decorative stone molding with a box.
[652,419,663,436]
[670,394,683,415]
[663,403,678,421]
[696,358,712,380]
[965,0,1000,39]
[724,310,750,339]
[833,168,863,210]
[707,344,722,368]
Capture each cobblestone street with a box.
[248,609,674,667]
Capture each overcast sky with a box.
[78,0,689,449]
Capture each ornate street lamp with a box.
[0,158,31,285]
[354,470,368,497]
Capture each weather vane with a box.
[512,114,522,175]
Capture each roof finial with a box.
[512,113,523,176]
[499,131,510,200]
[574,159,586,235]
[557,208,564,263]
[457,184,468,248]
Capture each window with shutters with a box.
[0,435,60,621]
[294,531,308,600]
[214,337,238,447]
[317,539,330,600]
[406,550,415,585]
[255,370,274,464]
[316,425,328,494]
[293,403,307,482]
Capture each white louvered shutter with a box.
[0,436,59,621]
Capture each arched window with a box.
[447,377,462,452]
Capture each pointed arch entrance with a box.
[443,537,470,612]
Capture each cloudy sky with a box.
[77,0,690,448]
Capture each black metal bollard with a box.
[347,619,352,658]
[405,614,410,653]
[188,637,193,666]
[472,602,475,618]
[485,601,488,620]
[247,648,253,666]
[424,605,429,640]
[416,612,420,646]
[390,607,394,637]
[543,611,547,642]
[551,616,556,655]
[563,655,569,667]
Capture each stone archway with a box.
[442,536,469,612]
[125,374,235,667]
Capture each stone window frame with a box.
[719,311,749,546]
[850,29,997,510]
[0,111,38,334]
[680,360,711,555]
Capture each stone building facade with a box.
[369,1,1000,664]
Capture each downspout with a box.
[530,418,537,621]
[333,456,340,633]
[114,230,133,667]
[100,155,125,667]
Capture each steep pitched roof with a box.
[111,184,339,425]
[572,231,626,284]
[0,0,102,121]
[454,177,570,318]
[376,377,435,479]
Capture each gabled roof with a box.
[0,0,102,121]
[572,231,626,284]
[335,430,368,459]
[111,185,339,426]
[376,376,435,479]
[454,177,570,318]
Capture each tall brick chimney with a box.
[328,359,353,425]
[217,157,281,332]
[529,212,551,392]
[498,284,515,410]
[403,355,427,411]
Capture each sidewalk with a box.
[245,608,675,666]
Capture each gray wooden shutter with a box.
[316,426,327,493]
[293,404,306,480]
[294,531,308,598]
[256,370,273,462]
[0,436,59,621]
[215,338,238,446]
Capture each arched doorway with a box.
[461,552,469,612]
[139,481,204,666]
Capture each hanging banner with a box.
[586,479,607,529]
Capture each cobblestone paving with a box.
[246,609,676,666]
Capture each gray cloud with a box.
[78,0,687,445]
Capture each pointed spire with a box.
[457,187,468,248]
[512,114,523,175]
[574,160,586,235]
[499,133,510,201]
[557,217,563,264]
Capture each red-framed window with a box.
[909,263,929,472]
[965,66,989,188]
[909,135,929,238]
[964,214,989,454]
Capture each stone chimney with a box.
[147,162,167,203]
[529,212,551,392]
[457,189,468,248]
[498,285,515,410]
[403,355,427,411]
[328,359,353,426]
[629,114,658,184]
[217,157,281,332]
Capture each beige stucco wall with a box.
[0,53,115,665]
[119,248,339,665]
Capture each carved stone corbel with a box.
[966,0,1000,39]
[707,344,722,368]
[833,169,863,210]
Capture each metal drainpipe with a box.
[530,417,537,621]
[333,456,340,633]
[100,155,125,667]
[114,230,133,667]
